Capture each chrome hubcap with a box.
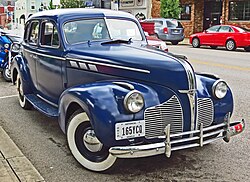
[83,130,103,152]
[227,41,234,50]
[193,39,198,47]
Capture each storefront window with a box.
[229,1,250,21]
[180,4,191,20]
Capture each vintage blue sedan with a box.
[11,9,245,172]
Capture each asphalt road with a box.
[0,45,249,182]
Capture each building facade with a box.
[14,0,50,25]
[152,0,250,37]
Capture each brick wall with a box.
[224,0,250,29]
[151,0,161,18]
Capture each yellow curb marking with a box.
[190,59,250,72]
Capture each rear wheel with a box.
[17,74,32,109]
[244,46,250,52]
[171,41,179,45]
[226,40,236,51]
[3,65,11,82]
[67,110,116,172]
[192,37,200,48]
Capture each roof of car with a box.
[28,8,136,21]
[144,18,177,21]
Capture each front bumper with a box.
[109,118,245,158]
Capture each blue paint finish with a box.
[13,8,236,148]
[196,74,234,124]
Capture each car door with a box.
[200,25,220,45]
[22,20,40,91]
[35,20,64,105]
[217,26,234,46]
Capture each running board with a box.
[25,94,58,118]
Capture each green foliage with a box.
[160,0,181,19]
[60,0,85,8]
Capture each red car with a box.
[190,25,250,51]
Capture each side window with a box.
[41,21,59,47]
[28,21,39,44]
[154,21,163,27]
[206,25,220,32]
[219,26,231,32]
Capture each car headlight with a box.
[124,91,144,113]
[4,43,9,49]
[212,80,228,99]
[11,43,20,52]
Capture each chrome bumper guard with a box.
[109,119,245,158]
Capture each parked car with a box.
[0,30,22,81]
[11,9,245,172]
[190,25,250,51]
[145,32,168,52]
[142,18,185,45]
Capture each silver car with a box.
[143,18,184,45]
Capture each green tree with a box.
[60,0,85,8]
[160,0,181,19]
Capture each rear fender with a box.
[11,55,32,94]
[58,81,160,146]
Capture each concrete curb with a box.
[0,126,44,182]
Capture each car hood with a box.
[66,43,193,91]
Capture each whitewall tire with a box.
[17,74,32,109]
[67,110,116,172]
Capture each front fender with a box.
[196,74,234,123]
[58,81,160,147]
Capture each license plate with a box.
[115,120,145,140]
[173,30,179,33]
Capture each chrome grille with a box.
[197,98,214,127]
[144,96,183,138]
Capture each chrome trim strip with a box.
[67,57,150,74]
[110,119,245,159]
[69,61,78,68]
[23,48,150,73]
[37,94,58,107]
[79,62,88,70]
[174,56,196,132]
[24,48,66,60]
[88,64,98,72]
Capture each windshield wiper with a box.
[101,38,132,45]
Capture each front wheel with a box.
[192,37,200,48]
[226,40,236,51]
[3,65,11,82]
[17,74,32,109]
[67,110,116,172]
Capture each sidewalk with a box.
[0,126,44,182]
[178,38,190,45]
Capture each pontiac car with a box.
[11,9,245,172]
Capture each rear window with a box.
[166,20,183,28]
[235,27,250,32]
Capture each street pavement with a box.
[0,126,44,182]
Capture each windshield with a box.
[105,19,142,41]
[63,18,143,44]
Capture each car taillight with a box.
[163,27,168,34]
